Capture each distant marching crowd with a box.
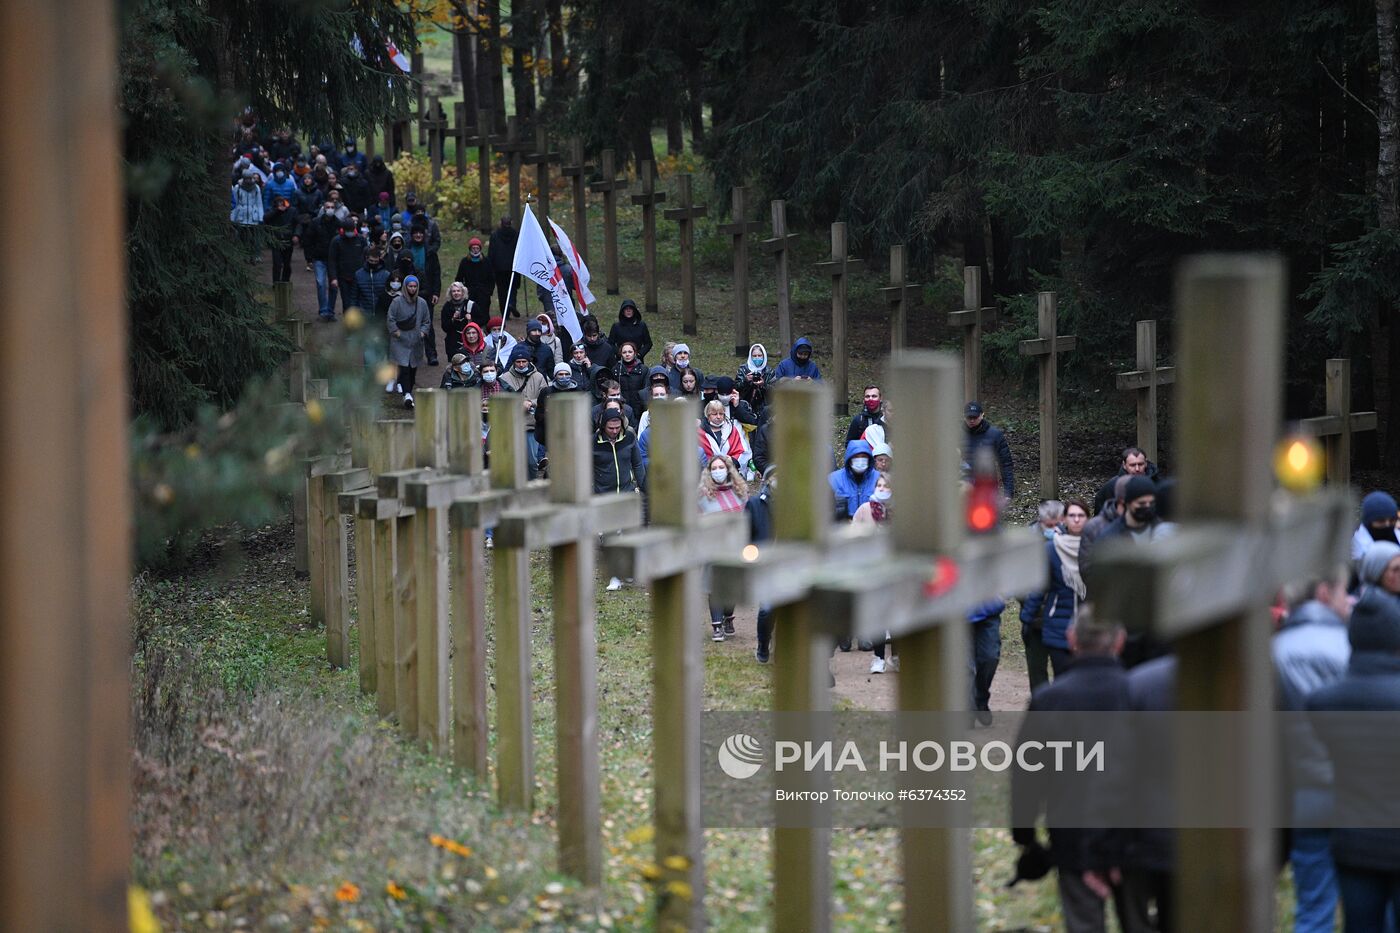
[232,124,1400,933]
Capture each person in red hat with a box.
[455,235,495,325]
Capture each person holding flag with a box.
[507,203,584,343]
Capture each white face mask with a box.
[675,357,689,369]
[482,372,497,383]
[850,456,870,474]
[710,467,729,483]
[872,488,891,502]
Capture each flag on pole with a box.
[385,38,411,73]
[546,217,596,315]
[512,204,583,341]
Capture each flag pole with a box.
[498,201,531,340]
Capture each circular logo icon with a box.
[717,733,764,780]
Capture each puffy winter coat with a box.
[827,439,877,519]
[230,182,264,225]
[1019,539,1079,649]
[774,336,822,381]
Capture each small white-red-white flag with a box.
[512,204,583,341]
[546,217,596,314]
[386,39,411,73]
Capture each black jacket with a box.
[964,419,1014,499]
[488,225,518,274]
[340,173,373,214]
[581,334,617,370]
[592,427,646,494]
[455,255,496,306]
[365,159,395,208]
[609,308,653,361]
[1092,462,1163,516]
[303,212,340,262]
[751,419,773,476]
[846,408,889,443]
[328,232,367,283]
[535,381,586,440]
[406,249,443,304]
[613,357,650,414]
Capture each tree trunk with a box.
[547,0,567,113]
[687,87,705,146]
[510,0,537,125]
[457,19,478,131]
[485,0,507,133]
[666,110,684,156]
[1378,0,1399,464]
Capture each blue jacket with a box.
[828,439,877,519]
[1019,540,1078,649]
[353,263,391,315]
[774,336,822,381]
[964,418,1015,499]
[263,173,299,211]
[968,599,1006,625]
[229,183,264,225]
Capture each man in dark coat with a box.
[340,163,373,215]
[406,223,442,365]
[1092,446,1162,516]
[488,216,519,316]
[846,384,890,443]
[327,217,367,318]
[455,236,495,320]
[521,318,557,375]
[963,401,1014,500]
[608,298,653,360]
[580,316,618,370]
[592,409,645,494]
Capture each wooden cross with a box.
[496,393,644,884]
[1017,291,1077,498]
[451,101,470,178]
[560,137,591,262]
[602,398,751,931]
[807,352,1047,933]
[710,380,896,933]
[717,186,764,357]
[664,173,708,335]
[412,50,426,146]
[1114,320,1177,464]
[457,106,494,232]
[1301,358,1377,484]
[763,200,801,353]
[492,116,531,223]
[815,223,866,416]
[948,266,997,405]
[881,245,922,352]
[524,124,560,223]
[1093,255,1354,932]
[631,160,667,314]
[424,95,449,183]
[588,148,625,295]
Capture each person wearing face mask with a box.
[405,223,442,365]
[1034,500,1065,539]
[846,384,890,443]
[440,353,479,389]
[568,342,605,397]
[370,191,395,231]
[263,163,299,213]
[736,343,774,414]
[262,195,298,283]
[534,314,567,368]
[534,362,586,442]
[580,317,617,370]
[699,455,750,641]
[365,154,395,208]
[488,216,519,315]
[477,359,502,401]
[1020,497,1090,689]
[336,137,367,175]
[520,318,558,375]
[713,376,760,429]
[773,336,821,382]
[499,343,550,477]
[591,378,637,431]
[387,275,431,408]
[327,216,367,319]
[608,298,653,361]
[697,400,752,475]
[454,237,495,324]
[613,341,649,414]
[440,282,472,358]
[666,342,704,393]
[229,168,265,259]
[1352,490,1400,567]
[352,247,390,321]
[828,439,878,521]
[853,473,897,670]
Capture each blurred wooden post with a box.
[497,394,643,884]
[717,186,763,357]
[524,125,560,222]
[0,0,130,923]
[603,399,750,931]
[664,173,708,335]
[452,101,468,178]
[763,200,800,353]
[815,222,865,416]
[589,149,624,295]
[560,137,591,262]
[881,245,921,352]
[632,161,667,313]
[1115,320,1177,464]
[1302,358,1377,485]
[949,267,997,404]
[322,463,370,669]
[1017,292,1077,499]
[305,453,349,629]
[341,479,377,695]
[358,421,415,720]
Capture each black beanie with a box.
[1123,475,1156,505]
[1350,592,1400,653]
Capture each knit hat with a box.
[600,409,624,426]
[715,376,734,395]
[870,441,893,460]
[469,237,482,249]
[403,275,419,287]
[1123,475,1156,505]
[1348,590,1400,653]
[1362,491,1399,526]
[508,343,533,365]
[379,191,390,201]
[673,343,691,357]
[1359,541,1400,586]
[525,318,544,333]
[554,361,573,377]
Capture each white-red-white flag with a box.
[386,39,411,73]
[546,217,596,314]
[512,204,583,341]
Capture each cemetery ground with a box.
[138,169,1340,930]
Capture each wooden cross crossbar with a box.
[881,245,922,352]
[948,267,998,404]
[495,393,645,886]
[1114,320,1177,463]
[523,125,561,222]
[560,137,591,263]
[631,161,667,313]
[493,116,531,223]
[815,223,866,415]
[1017,292,1077,498]
[764,200,801,353]
[717,186,765,356]
[664,174,708,335]
[1300,358,1378,484]
[601,398,748,931]
[423,95,450,182]
[588,149,625,295]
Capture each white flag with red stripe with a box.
[546,217,596,314]
[385,38,411,73]
[512,204,583,341]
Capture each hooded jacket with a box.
[365,157,395,207]
[1274,599,1350,806]
[262,171,299,212]
[581,331,617,370]
[737,343,775,411]
[460,322,488,368]
[230,180,265,226]
[608,299,653,361]
[774,336,822,381]
[592,420,646,494]
[613,354,650,414]
[828,439,877,519]
[455,251,496,307]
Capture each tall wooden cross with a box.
[588,148,625,295]
[493,116,530,223]
[602,399,750,931]
[717,186,764,357]
[424,95,449,183]
[1114,320,1176,464]
[524,124,560,223]
[881,244,922,352]
[710,380,896,933]
[1301,358,1377,485]
[1017,291,1077,498]
[664,173,708,335]
[457,106,494,231]
[412,50,427,145]
[815,222,866,415]
[560,137,591,262]
[497,393,644,884]
[631,160,667,314]
[948,266,997,404]
[809,352,1047,933]
[1093,255,1354,932]
[764,200,800,353]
